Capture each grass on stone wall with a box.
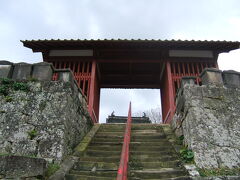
[45,163,60,177]
[179,147,194,163]
[177,135,195,163]
[198,167,240,177]
[27,129,38,140]
[0,78,29,96]
[5,96,13,102]
[13,82,29,91]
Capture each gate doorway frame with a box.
[22,39,240,123]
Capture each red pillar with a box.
[88,60,100,123]
[161,61,175,124]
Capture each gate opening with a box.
[99,88,161,123]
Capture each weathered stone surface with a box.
[181,76,197,87]
[0,81,92,163]
[172,83,240,169]
[193,176,240,180]
[0,60,13,78]
[32,62,54,81]
[0,155,46,178]
[57,69,74,84]
[184,164,200,177]
[48,156,79,180]
[222,70,240,87]
[12,62,32,80]
[200,68,223,85]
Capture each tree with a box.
[133,106,162,123]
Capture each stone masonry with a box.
[172,68,240,169]
[0,61,93,164]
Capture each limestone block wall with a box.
[0,61,92,162]
[172,68,240,169]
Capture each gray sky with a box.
[1,0,240,123]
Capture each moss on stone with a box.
[45,163,60,177]
[198,167,240,177]
[27,129,38,140]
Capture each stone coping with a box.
[223,70,240,75]
[200,68,222,77]
[0,60,13,65]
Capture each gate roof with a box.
[22,39,240,53]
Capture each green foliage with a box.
[0,78,29,96]
[5,96,13,102]
[28,77,38,82]
[27,129,38,140]
[13,82,29,91]
[179,147,194,163]
[198,167,240,177]
[1,78,13,85]
[45,163,60,177]
[0,153,11,156]
[177,135,184,145]
[0,85,8,96]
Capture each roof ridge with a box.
[21,39,240,43]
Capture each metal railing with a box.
[116,102,132,180]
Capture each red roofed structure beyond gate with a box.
[22,39,240,123]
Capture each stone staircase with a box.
[65,123,190,180]
[65,124,125,179]
[128,124,190,180]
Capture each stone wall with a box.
[0,61,93,163]
[172,68,240,169]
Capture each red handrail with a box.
[117,102,132,180]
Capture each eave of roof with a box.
[21,39,240,53]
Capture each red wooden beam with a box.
[88,60,97,123]
[166,61,175,123]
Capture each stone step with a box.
[65,174,115,180]
[130,155,179,162]
[94,135,124,139]
[78,156,121,163]
[131,130,164,134]
[131,124,163,130]
[91,138,124,143]
[130,141,172,146]
[87,145,122,151]
[129,168,188,179]
[130,141,172,147]
[129,160,182,170]
[95,132,125,136]
[128,176,191,180]
[130,145,175,152]
[130,151,178,158]
[72,161,118,171]
[130,138,168,142]
[131,133,166,137]
[97,129,125,133]
[130,150,177,155]
[131,135,167,140]
[68,170,117,177]
[98,124,126,131]
[84,150,121,157]
[89,141,123,146]
[90,141,172,146]
[87,145,175,152]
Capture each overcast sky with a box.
[1,0,240,123]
